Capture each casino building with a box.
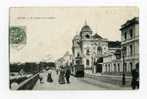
[72,23,121,73]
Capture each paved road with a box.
[33,70,131,90]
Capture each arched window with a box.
[97,47,102,55]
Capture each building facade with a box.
[102,42,122,74]
[72,23,110,73]
[120,17,139,72]
[72,17,139,75]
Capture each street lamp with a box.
[122,47,126,85]
[114,49,125,85]
[92,51,96,73]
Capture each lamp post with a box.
[122,47,126,85]
[92,50,96,73]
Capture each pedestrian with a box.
[47,68,53,83]
[131,63,139,90]
[39,70,44,83]
[65,67,71,84]
[58,66,65,84]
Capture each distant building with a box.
[55,51,72,68]
[120,17,139,72]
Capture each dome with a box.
[81,25,92,32]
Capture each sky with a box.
[9,7,139,63]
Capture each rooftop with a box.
[108,41,121,48]
[120,17,139,30]
[92,33,103,39]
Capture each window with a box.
[130,45,133,56]
[86,49,90,55]
[77,53,80,57]
[118,63,120,72]
[123,47,127,57]
[130,29,133,39]
[86,59,89,66]
[130,63,133,72]
[124,63,127,72]
[124,32,127,40]
[76,60,79,64]
[97,47,102,55]
[85,34,90,39]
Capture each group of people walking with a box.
[38,66,71,84]
[38,64,139,89]
[58,66,71,84]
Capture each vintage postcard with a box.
[9,7,139,90]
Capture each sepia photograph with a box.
[9,7,139,90]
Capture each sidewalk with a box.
[85,71,132,78]
[84,70,132,87]
[79,76,132,90]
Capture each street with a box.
[33,70,131,90]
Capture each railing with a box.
[11,73,39,90]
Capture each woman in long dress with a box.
[47,68,53,82]
[58,67,65,84]
[39,70,45,83]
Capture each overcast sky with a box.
[10,7,139,63]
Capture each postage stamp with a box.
[9,26,26,45]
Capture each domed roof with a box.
[81,25,92,32]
